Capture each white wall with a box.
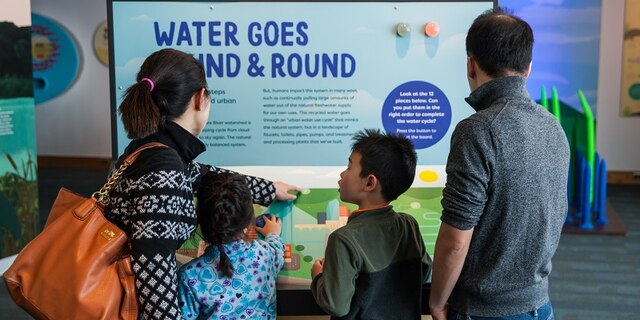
[597,0,640,171]
[31,0,111,158]
[31,0,640,170]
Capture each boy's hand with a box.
[310,258,324,278]
[430,303,449,320]
[274,181,302,201]
[255,214,281,237]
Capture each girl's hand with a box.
[255,214,282,237]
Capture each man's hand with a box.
[310,258,324,278]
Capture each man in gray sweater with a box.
[429,7,570,320]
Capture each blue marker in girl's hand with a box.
[255,214,273,228]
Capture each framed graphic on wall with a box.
[621,0,640,117]
[31,13,81,104]
[93,20,109,66]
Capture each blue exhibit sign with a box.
[381,80,452,149]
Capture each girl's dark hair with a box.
[466,7,534,78]
[196,172,254,278]
[351,128,417,202]
[118,48,210,139]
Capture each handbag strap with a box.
[92,142,168,205]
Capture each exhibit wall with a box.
[29,0,639,171]
[597,0,640,171]
[31,0,111,158]
[0,0,38,258]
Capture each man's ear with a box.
[523,61,533,78]
[467,56,476,80]
[194,88,207,111]
[363,174,378,192]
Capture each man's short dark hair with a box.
[351,128,417,202]
[466,7,534,77]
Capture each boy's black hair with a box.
[196,172,254,278]
[351,128,417,202]
[466,7,534,78]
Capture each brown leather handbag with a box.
[3,142,166,320]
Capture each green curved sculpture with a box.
[578,90,595,204]
[551,86,562,123]
[540,86,549,111]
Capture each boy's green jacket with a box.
[311,206,432,319]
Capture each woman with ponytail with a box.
[105,48,298,319]
[178,172,284,319]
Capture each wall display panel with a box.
[0,0,39,258]
[109,0,494,284]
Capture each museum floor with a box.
[0,166,638,319]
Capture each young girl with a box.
[178,172,285,319]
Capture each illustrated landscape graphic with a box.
[260,187,443,283]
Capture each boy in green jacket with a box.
[310,128,432,319]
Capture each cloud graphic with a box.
[115,57,146,85]
[131,14,152,21]
[116,57,145,75]
[563,89,598,107]
[349,89,383,111]
[346,89,384,128]
[535,32,600,45]
[316,169,342,180]
[287,168,316,175]
[355,26,375,34]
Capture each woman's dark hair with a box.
[118,48,210,139]
[351,128,417,202]
[196,172,254,278]
[466,7,534,77]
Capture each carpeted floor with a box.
[549,185,640,320]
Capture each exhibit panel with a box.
[0,1,39,258]
[108,0,494,284]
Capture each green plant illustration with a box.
[0,151,39,256]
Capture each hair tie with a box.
[140,77,154,92]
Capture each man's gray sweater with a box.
[441,76,570,316]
